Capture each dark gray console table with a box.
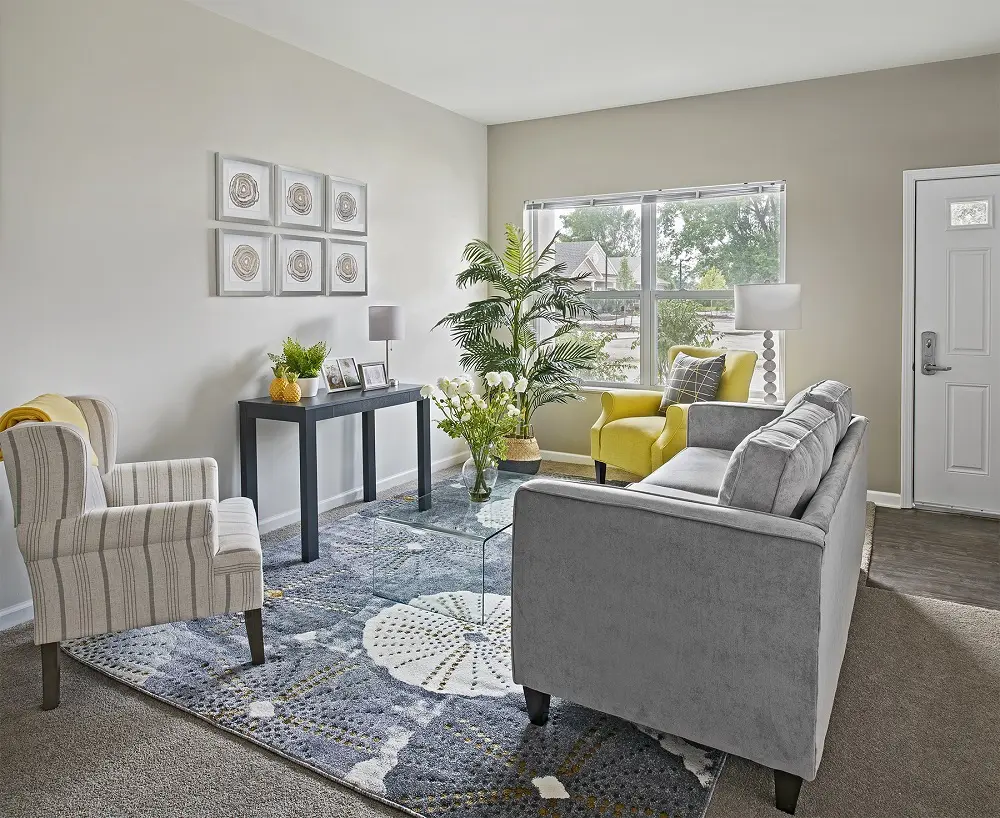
[239,384,431,562]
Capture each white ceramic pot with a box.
[298,376,321,398]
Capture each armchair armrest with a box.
[591,389,664,460]
[686,402,783,450]
[18,499,217,561]
[103,457,219,506]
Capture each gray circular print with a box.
[335,191,358,223]
[231,244,260,281]
[229,172,259,209]
[286,182,313,216]
[287,249,313,282]
[335,252,359,283]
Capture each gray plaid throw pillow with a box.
[658,352,726,413]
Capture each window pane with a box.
[576,297,640,384]
[949,199,990,227]
[656,298,779,401]
[534,205,641,292]
[655,192,781,290]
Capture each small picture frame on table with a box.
[275,234,324,296]
[358,361,388,391]
[337,357,361,388]
[322,358,361,393]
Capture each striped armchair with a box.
[0,396,265,710]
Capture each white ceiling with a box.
[187,0,1000,124]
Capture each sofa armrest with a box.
[511,478,826,779]
[103,457,220,506]
[686,402,783,450]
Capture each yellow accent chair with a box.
[591,346,757,481]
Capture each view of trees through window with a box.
[528,185,783,397]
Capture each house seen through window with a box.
[525,182,785,400]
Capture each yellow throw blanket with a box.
[0,394,97,464]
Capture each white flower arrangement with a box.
[421,373,520,464]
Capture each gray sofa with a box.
[511,382,868,814]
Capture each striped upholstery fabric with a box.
[103,458,220,506]
[67,396,118,473]
[0,402,262,647]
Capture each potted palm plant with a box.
[435,224,600,474]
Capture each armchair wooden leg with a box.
[41,642,60,711]
[244,608,265,666]
[594,460,607,484]
[524,686,550,726]
[774,769,803,814]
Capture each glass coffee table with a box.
[371,473,531,622]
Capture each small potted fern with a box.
[268,337,330,399]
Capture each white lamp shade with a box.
[734,284,801,330]
[368,305,405,341]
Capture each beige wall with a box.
[0,0,486,619]
[488,56,1000,493]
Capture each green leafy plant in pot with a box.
[435,224,600,474]
[268,337,330,399]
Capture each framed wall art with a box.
[275,234,324,296]
[327,239,367,296]
[328,175,367,234]
[216,229,272,296]
[216,154,273,225]
[275,165,325,230]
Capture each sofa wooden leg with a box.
[594,460,607,484]
[41,642,60,711]
[244,608,266,666]
[774,769,803,814]
[524,687,550,726]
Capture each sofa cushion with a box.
[718,402,838,517]
[784,380,852,441]
[658,352,726,413]
[625,483,720,505]
[638,446,733,497]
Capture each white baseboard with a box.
[256,451,469,534]
[0,600,33,631]
[867,491,902,508]
[539,449,592,466]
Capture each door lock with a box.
[920,331,952,375]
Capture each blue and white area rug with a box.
[63,480,725,818]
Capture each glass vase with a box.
[462,447,498,502]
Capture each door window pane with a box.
[949,199,991,228]
[656,192,782,290]
[576,297,640,383]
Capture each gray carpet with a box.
[2,465,999,817]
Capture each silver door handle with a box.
[920,330,952,375]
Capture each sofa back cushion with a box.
[784,380,852,441]
[718,402,838,517]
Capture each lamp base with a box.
[762,329,777,405]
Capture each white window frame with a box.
[524,181,787,398]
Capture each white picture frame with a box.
[216,154,273,225]
[275,165,326,230]
[326,239,368,296]
[328,175,367,234]
[358,361,388,391]
[216,229,272,296]
[337,357,361,388]
[322,357,361,393]
[275,234,325,296]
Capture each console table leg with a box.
[239,407,258,515]
[417,398,431,511]
[299,416,319,562]
[362,410,376,502]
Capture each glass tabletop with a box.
[374,472,532,543]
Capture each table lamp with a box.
[368,305,405,386]
[734,284,801,405]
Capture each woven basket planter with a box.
[498,434,541,475]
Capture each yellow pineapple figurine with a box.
[269,366,288,402]
[282,372,302,403]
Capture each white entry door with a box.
[914,175,1000,514]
